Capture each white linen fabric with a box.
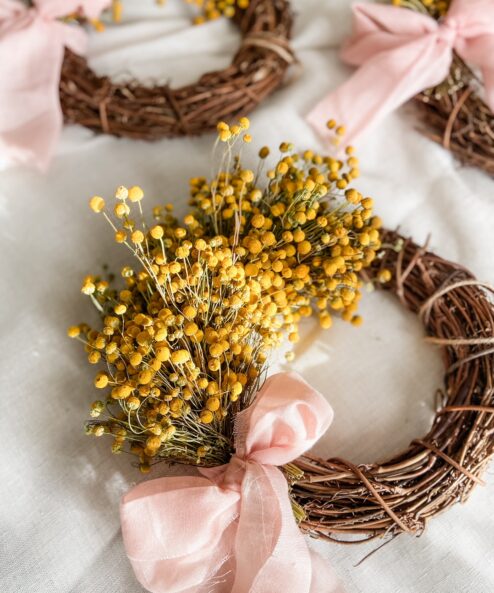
[1,1,493,592]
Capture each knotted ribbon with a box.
[0,0,109,171]
[307,0,494,147]
[120,371,343,593]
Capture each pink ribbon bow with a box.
[307,0,494,147]
[120,371,343,593]
[0,0,109,171]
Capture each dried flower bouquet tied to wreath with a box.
[70,120,494,589]
[307,0,494,176]
[60,0,295,140]
[70,118,381,590]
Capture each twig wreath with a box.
[293,229,494,543]
[307,0,494,177]
[0,0,293,170]
[60,0,294,139]
[70,120,493,589]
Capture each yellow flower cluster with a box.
[109,0,248,26]
[392,0,450,18]
[185,0,249,24]
[71,117,382,471]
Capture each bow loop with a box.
[120,372,342,593]
[236,372,333,466]
[308,0,494,147]
[341,3,439,66]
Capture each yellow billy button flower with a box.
[150,225,164,240]
[184,322,198,336]
[297,241,312,256]
[156,346,171,362]
[128,186,144,202]
[81,280,96,295]
[131,230,145,244]
[129,352,142,367]
[378,269,392,283]
[94,372,109,389]
[319,312,333,329]
[89,196,105,213]
[206,397,221,412]
[251,214,265,228]
[114,202,130,218]
[209,343,223,358]
[127,396,140,411]
[171,349,190,365]
[138,369,153,385]
[200,410,214,424]
[248,238,262,255]
[115,185,128,200]
[115,230,127,243]
[182,305,197,319]
[67,326,80,338]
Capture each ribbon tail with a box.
[0,16,86,170]
[120,475,240,593]
[309,549,346,593]
[307,36,453,148]
[233,463,343,593]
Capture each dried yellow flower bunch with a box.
[184,0,249,23]
[391,0,450,18]
[110,0,248,26]
[69,117,382,472]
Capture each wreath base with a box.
[293,229,494,543]
[59,0,294,139]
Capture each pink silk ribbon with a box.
[307,0,494,147]
[0,0,109,171]
[120,371,344,593]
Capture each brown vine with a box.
[59,0,293,139]
[415,56,494,176]
[293,229,494,543]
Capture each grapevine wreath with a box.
[60,0,295,139]
[70,120,494,590]
[293,230,494,542]
[0,0,293,170]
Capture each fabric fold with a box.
[0,0,110,170]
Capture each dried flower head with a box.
[71,117,382,471]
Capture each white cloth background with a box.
[1,1,494,592]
